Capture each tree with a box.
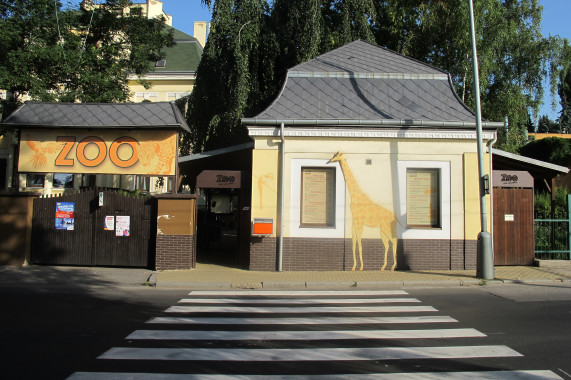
[519,137,571,167]
[558,65,571,132]
[183,0,267,153]
[337,0,376,45]
[0,0,174,106]
[184,0,569,155]
[536,115,559,133]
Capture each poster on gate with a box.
[104,216,115,231]
[55,202,75,230]
[115,216,130,237]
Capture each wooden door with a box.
[493,187,534,265]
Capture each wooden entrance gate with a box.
[492,171,534,265]
[31,188,156,267]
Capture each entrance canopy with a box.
[179,142,253,189]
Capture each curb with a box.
[152,278,570,289]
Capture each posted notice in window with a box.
[301,168,334,226]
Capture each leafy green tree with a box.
[337,0,376,45]
[0,0,174,106]
[183,0,267,153]
[537,115,559,133]
[373,0,558,153]
[519,137,571,167]
[558,65,571,132]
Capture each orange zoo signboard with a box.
[19,129,177,175]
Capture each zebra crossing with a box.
[68,290,562,379]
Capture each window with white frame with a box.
[397,161,450,239]
[134,92,158,102]
[167,92,190,101]
[290,159,345,238]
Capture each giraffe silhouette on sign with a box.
[328,152,398,271]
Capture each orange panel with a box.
[253,222,273,236]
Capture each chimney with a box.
[194,21,209,49]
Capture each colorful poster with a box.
[116,216,130,237]
[104,216,115,231]
[55,202,75,230]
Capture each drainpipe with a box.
[488,133,497,260]
[277,122,285,271]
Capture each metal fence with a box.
[534,194,571,260]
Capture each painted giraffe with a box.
[328,152,398,271]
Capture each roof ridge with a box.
[289,39,448,76]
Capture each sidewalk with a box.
[1,261,570,289]
[154,260,571,289]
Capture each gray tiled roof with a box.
[3,102,190,132]
[262,77,473,121]
[290,40,445,76]
[247,40,497,127]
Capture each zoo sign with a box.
[18,129,177,175]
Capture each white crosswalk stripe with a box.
[126,328,486,340]
[186,290,409,296]
[166,305,437,313]
[177,297,421,304]
[69,290,563,379]
[99,345,522,361]
[147,315,458,325]
[68,370,563,379]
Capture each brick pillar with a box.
[154,194,197,270]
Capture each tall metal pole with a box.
[468,0,494,279]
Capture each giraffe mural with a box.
[328,152,398,271]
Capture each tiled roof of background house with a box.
[150,27,202,73]
[246,40,500,128]
[3,101,190,132]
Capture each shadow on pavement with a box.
[0,265,186,380]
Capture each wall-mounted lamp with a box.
[483,174,490,195]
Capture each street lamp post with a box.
[467,0,494,280]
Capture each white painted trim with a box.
[128,74,197,80]
[397,161,451,240]
[249,127,496,140]
[290,159,346,238]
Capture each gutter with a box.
[242,118,504,129]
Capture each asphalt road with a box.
[1,281,570,379]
